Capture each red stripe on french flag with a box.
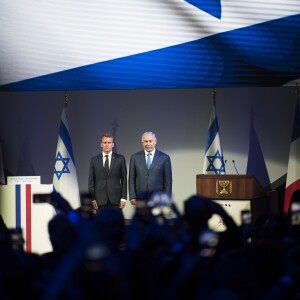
[25,184,32,252]
[284,179,300,214]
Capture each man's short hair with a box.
[142,131,156,141]
[100,133,114,143]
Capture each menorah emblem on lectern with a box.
[216,180,232,196]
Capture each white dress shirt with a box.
[144,149,155,164]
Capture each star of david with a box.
[206,150,225,174]
[54,152,70,180]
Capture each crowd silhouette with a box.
[0,192,300,300]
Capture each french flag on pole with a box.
[53,93,81,210]
[203,90,226,175]
[284,87,300,214]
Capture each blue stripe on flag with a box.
[205,117,219,151]
[59,121,75,163]
[15,185,21,229]
[185,0,222,19]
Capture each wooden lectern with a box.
[196,174,269,227]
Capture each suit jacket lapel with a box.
[139,151,148,172]
[98,155,104,170]
[110,153,116,172]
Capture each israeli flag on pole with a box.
[53,96,80,209]
[203,92,226,175]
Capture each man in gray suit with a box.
[88,134,127,212]
[129,131,172,205]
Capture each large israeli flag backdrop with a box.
[0,0,299,91]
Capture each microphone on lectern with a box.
[232,160,239,175]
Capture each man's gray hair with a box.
[142,131,156,141]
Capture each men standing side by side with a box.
[88,134,127,212]
[129,131,172,205]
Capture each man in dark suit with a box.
[88,134,127,212]
[129,131,172,205]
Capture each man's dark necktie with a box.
[105,155,109,173]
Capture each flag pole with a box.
[212,88,216,104]
[64,90,68,107]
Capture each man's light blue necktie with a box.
[147,153,151,170]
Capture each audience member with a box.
[0,192,300,300]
